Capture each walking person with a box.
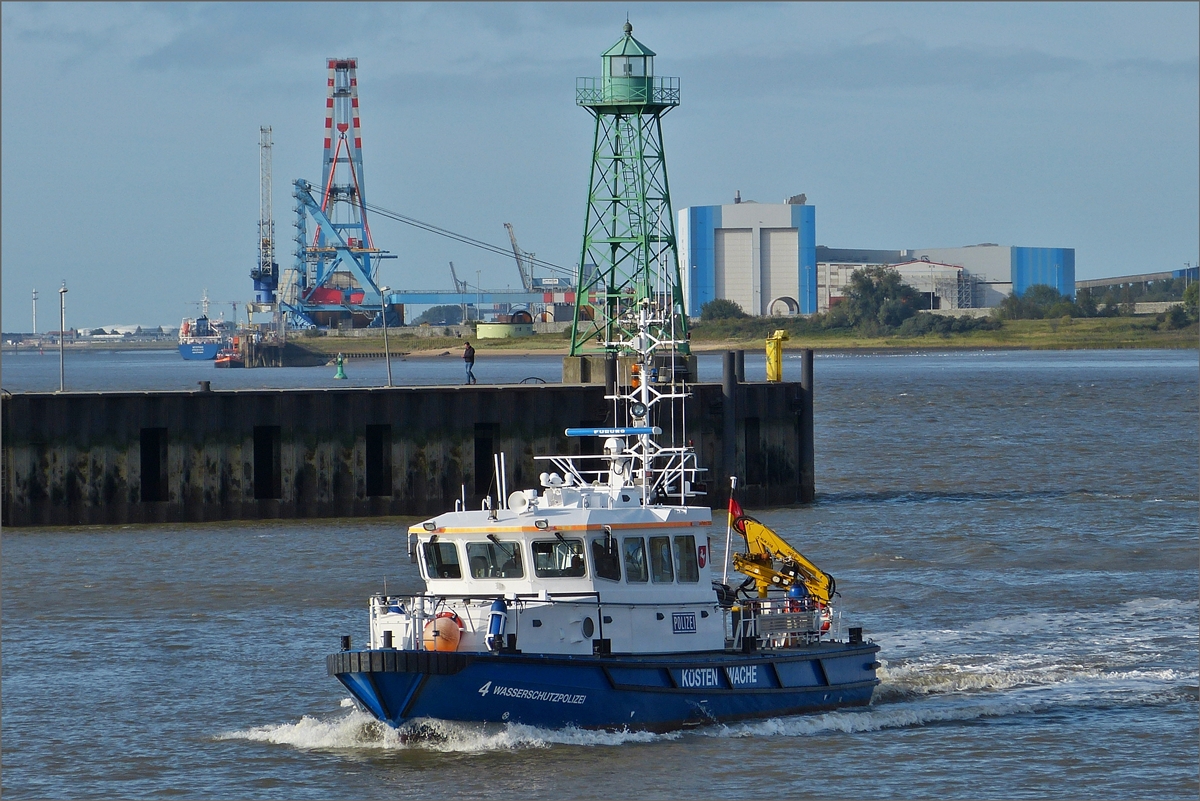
[463,340,476,384]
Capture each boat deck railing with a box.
[536,449,707,504]
[727,597,842,650]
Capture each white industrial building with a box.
[817,258,976,313]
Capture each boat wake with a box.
[702,696,1040,739]
[869,596,1198,717]
[217,709,674,752]
[217,693,1047,753]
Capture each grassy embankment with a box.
[293,316,1198,356]
[41,317,1193,356]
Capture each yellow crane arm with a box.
[730,516,835,604]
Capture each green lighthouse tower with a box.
[569,21,689,357]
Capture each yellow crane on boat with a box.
[730,515,836,604]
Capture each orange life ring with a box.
[423,611,464,652]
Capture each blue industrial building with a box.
[1011,248,1076,298]
[678,196,816,317]
[677,195,1075,315]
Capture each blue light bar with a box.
[565,427,662,437]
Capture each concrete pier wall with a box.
[1,381,812,527]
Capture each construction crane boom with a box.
[503,223,534,292]
[447,261,468,293]
[730,516,836,604]
[189,296,243,328]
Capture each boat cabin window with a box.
[466,540,524,579]
[673,535,699,583]
[623,537,648,582]
[591,536,621,582]
[422,541,462,580]
[532,539,586,578]
[648,536,674,584]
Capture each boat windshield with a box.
[673,535,699,582]
[532,539,586,578]
[623,537,648,582]
[466,541,524,578]
[422,542,462,579]
[649,536,674,583]
[591,536,621,581]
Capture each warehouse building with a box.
[678,196,1075,316]
[677,193,816,317]
[813,245,1074,313]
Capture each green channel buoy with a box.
[334,352,347,380]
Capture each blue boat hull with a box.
[179,342,221,360]
[328,643,881,731]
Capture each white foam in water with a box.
[871,596,1198,708]
[217,708,403,750]
[702,696,1040,739]
[218,706,676,753]
[222,702,1025,752]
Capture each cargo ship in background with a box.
[178,314,228,361]
[179,290,238,361]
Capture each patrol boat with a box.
[328,302,880,731]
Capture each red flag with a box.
[728,494,743,529]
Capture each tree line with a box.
[697,266,1198,337]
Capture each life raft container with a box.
[423,611,464,652]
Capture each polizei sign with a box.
[672,612,697,634]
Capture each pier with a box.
[1,354,815,527]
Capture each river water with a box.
[2,348,1197,798]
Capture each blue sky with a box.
[2,2,1197,330]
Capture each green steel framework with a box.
[570,25,690,356]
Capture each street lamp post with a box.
[58,281,68,391]
[379,286,393,387]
